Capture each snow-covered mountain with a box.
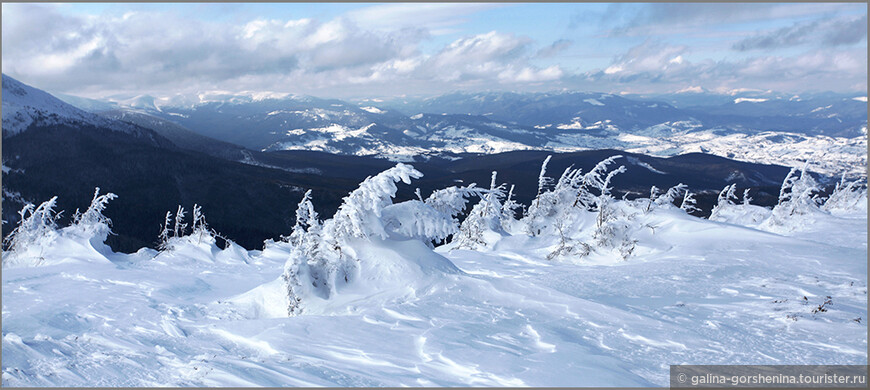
[1,74,144,137]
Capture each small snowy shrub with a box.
[156,204,230,253]
[2,187,119,268]
[774,165,822,216]
[454,171,506,250]
[70,187,118,241]
[764,164,824,230]
[709,184,739,221]
[2,197,61,266]
[520,155,633,261]
[679,189,700,214]
[822,173,867,214]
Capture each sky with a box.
[2,2,867,99]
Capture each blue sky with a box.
[2,2,866,99]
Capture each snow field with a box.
[2,160,866,386]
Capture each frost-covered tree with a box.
[158,211,173,250]
[71,187,118,238]
[381,200,458,245]
[679,189,700,214]
[742,189,753,206]
[191,204,209,244]
[287,190,319,247]
[823,173,867,213]
[500,184,522,231]
[537,155,553,196]
[526,156,625,237]
[284,163,457,316]
[424,184,481,219]
[454,171,506,250]
[2,197,61,264]
[655,184,688,208]
[156,204,228,251]
[173,206,187,238]
[573,155,626,212]
[709,183,738,220]
[772,164,821,218]
[282,190,330,316]
[329,163,423,240]
[3,189,122,267]
[644,186,660,212]
[521,155,629,260]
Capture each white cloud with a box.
[345,3,501,32]
[585,40,867,94]
[2,3,864,98]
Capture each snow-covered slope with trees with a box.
[3,159,866,386]
[1,74,142,136]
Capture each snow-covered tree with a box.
[454,171,506,250]
[156,204,227,252]
[282,190,332,316]
[329,163,423,240]
[655,184,688,207]
[709,183,738,220]
[173,206,187,238]
[283,163,457,316]
[573,155,626,212]
[680,189,700,214]
[537,155,553,196]
[500,184,522,231]
[71,187,118,238]
[2,197,61,264]
[158,211,173,250]
[742,189,753,206]
[424,184,481,219]
[823,173,867,213]
[772,164,821,218]
[191,204,209,244]
[3,189,122,267]
[381,200,458,245]
[287,190,319,247]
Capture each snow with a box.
[2,75,96,135]
[3,164,866,387]
[733,98,768,104]
[359,106,385,114]
[1,74,139,136]
[583,98,604,106]
[624,130,867,179]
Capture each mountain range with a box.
[54,85,868,178]
[2,74,864,251]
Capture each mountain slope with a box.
[1,75,358,251]
[96,109,249,161]
[1,74,146,137]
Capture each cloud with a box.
[584,40,866,94]
[733,14,867,51]
[606,3,864,37]
[345,3,500,34]
[1,4,569,98]
[601,41,690,77]
[2,3,865,98]
[536,39,573,58]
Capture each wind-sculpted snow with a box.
[2,162,867,386]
